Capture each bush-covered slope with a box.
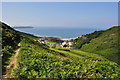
[2,22,21,48]
[1,21,21,73]
[2,22,120,78]
[74,26,120,64]
[73,30,104,49]
[1,21,38,74]
[15,37,120,78]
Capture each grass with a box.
[74,26,120,65]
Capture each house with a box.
[68,42,73,46]
[41,41,46,44]
[38,40,46,44]
[61,41,74,48]
[62,41,67,45]
[38,37,47,44]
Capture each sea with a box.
[13,27,102,38]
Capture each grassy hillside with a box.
[2,22,120,78]
[74,26,120,65]
[73,30,104,49]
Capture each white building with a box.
[41,41,46,44]
[62,41,67,45]
[61,41,74,48]
[68,42,73,46]
[38,38,47,44]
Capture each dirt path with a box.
[2,43,20,80]
[7,48,20,69]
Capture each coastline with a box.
[13,27,96,39]
[39,36,76,41]
[59,38,76,41]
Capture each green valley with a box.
[1,22,120,79]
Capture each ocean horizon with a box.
[14,27,103,38]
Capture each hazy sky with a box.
[2,2,118,29]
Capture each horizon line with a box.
[1,0,120,2]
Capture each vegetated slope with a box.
[1,21,21,73]
[1,21,38,74]
[74,26,120,65]
[2,22,120,78]
[73,30,104,49]
[14,37,120,78]
[2,22,21,49]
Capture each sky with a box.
[2,2,118,29]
